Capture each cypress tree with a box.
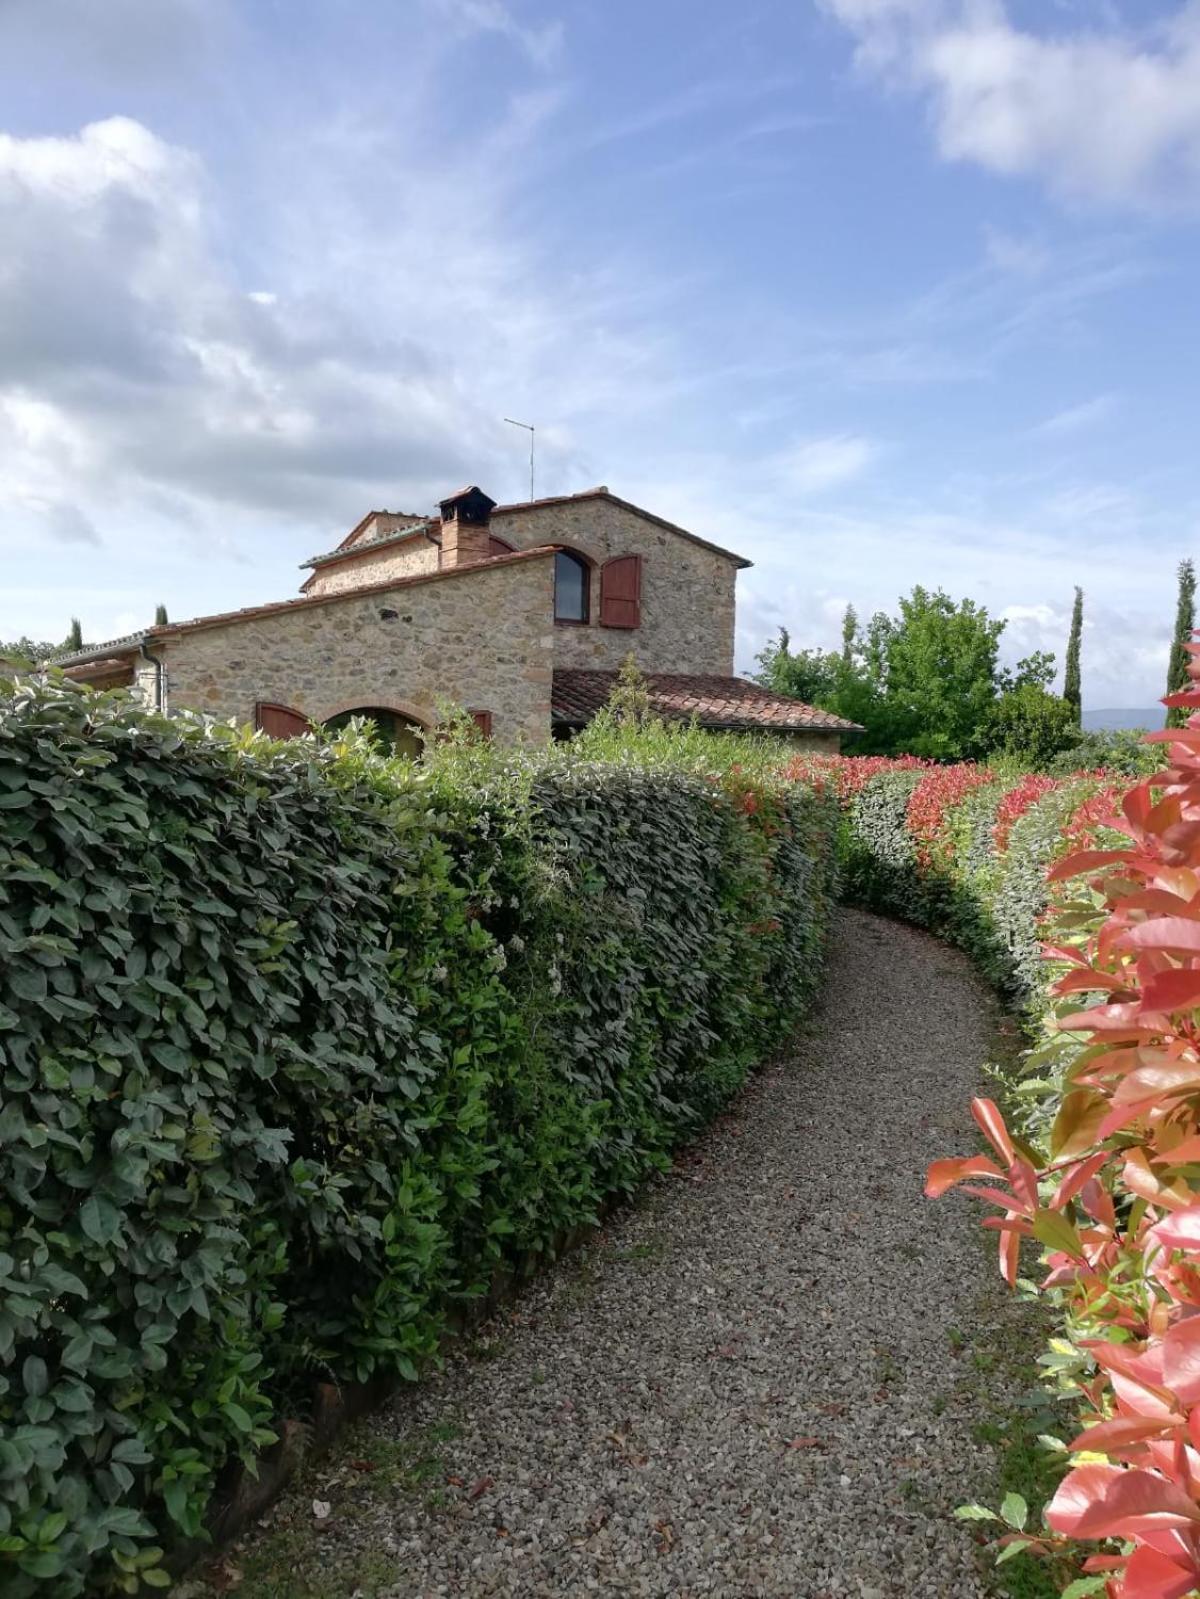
[154,603,169,626]
[841,604,858,666]
[1063,586,1083,726]
[1167,558,1197,728]
[65,617,83,652]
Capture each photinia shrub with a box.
[906,763,995,868]
[928,642,1200,1598]
[992,773,1060,853]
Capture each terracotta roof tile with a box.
[551,671,862,733]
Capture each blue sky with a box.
[2,0,1199,706]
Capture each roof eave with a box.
[493,490,752,569]
[44,637,147,670]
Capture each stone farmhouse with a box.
[54,485,860,752]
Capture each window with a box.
[323,707,424,760]
[554,550,590,623]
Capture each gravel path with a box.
[220,910,1010,1599]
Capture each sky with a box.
[2,0,1199,707]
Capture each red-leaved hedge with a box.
[925,660,1200,1599]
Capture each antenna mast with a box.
[504,417,535,502]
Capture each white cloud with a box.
[1035,393,1117,435]
[424,0,564,68]
[819,0,1200,206]
[774,434,878,492]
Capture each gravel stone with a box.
[227,910,1005,1597]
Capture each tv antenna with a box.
[504,417,535,503]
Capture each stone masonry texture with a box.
[157,554,556,745]
[493,498,739,675]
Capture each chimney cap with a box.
[439,485,496,524]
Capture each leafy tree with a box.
[757,589,1015,757]
[977,682,1077,769]
[1047,726,1165,778]
[881,587,1006,759]
[155,603,169,626]
[0,636,56,668]
[998,651,1057,693]
[755,627,839,707]
[1166,558,1196,729]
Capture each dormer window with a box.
[554,550,590,623]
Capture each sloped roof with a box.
[496,489,751,568]
[48,546,559,669]
[551,671,862,733]
[300,487,752,575]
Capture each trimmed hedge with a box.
[823,759,1111,1016]
[0,682,835,1595]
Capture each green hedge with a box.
[0,682,834,1595]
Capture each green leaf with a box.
[1031,1208,1082,1257]
[35,1512,67,1547]
[1062,1579,1109,1599]
[79,1195,120,1246]
[999,1492,1028,1531]
[953,1504,999,1522]
[995,1538,1032,1564]
[21,1357,47,1398]
[222,1402,254,1433]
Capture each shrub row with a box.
[794,754,1119,1019]
[0,682,835,1596]
[790,742,1200,1598]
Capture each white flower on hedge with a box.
[431,964,448,983]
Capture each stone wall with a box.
[157,554,556,745]
[304,535,438,596]
[778,730,846,754]
[492,497,739,675]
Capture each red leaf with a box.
[1047,848,1135,882]
[971,1098,1015,1164]
[1121,1543,1200,1599]
[1067,1416,1176,1454]
[1150,1206,1200,1253]
[1163,1318,1200,1405]
[1139,969,1200,1013]
[1118,920,1200,956]
[924,1154,1004,1198]
[999,1228,1019,1287]
[1048,1464,1200,1540]
[469,1476,494,1499]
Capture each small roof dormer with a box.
[438,485,496,525]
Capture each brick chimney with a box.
[439,485,497,568]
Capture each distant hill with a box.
[1083,707,1163,732]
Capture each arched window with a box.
[324,706,425,760]
[554,550,590,624]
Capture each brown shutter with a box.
[599,555,642,628]
[255,702,309,739]
[470,710,493,739]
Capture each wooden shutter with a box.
[470,710,493,739]
[599,555,642,628]
[255,702,309,739]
